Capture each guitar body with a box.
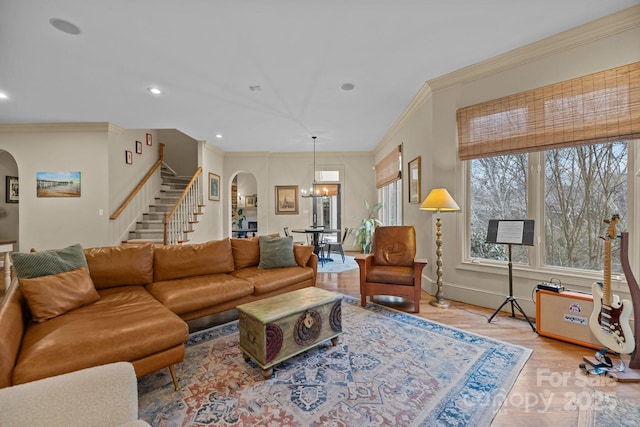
[590,281,635,354]
[589,214,636,355]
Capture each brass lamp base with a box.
[430,217,450,309]
[429,298,450,309]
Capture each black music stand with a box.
[486,220,536,332]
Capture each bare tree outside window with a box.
[545,142,627,273]
[470,154,528,263]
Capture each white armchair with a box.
[0,362,150,427]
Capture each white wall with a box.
[108,127,161,244]
[193,140,225,243]
[0,124,111,251]
[158,129,198,176]
[223,151,375,246]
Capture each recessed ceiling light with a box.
[147,87,163,95]
[0,92,8,100]
[340,83,355,91]
[49,18,81,35]
[215,134,223,139]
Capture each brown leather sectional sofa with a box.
[0,237,317,389]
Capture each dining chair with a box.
[355,225,427,313]
[283,227,307,245]
[326,228,349,262]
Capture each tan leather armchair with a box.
[355,225,427,313]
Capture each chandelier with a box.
[301,136,328,198]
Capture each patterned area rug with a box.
[317,254,358,273]
[138,297,531,426]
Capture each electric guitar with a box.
[589,214,635,354]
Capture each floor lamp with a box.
[420,188,460,309]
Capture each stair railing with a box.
[163,167,203,245]
[111,143,165,220]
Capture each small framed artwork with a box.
[408,156,421,204]
[208,172,220,201]
[126,150,133,164]
[275,185,298,215]
[246,195,256,207]
[146,133,152,146]
[5,176,18,203]
[36,172,81,197]
[136,140,142,154]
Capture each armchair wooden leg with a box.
[168,365,179,391]
[361,294,367,307]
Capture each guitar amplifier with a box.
[536,289,604,350]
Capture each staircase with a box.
[125,166,203,244]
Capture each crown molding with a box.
[0,122,112,133]
[428,5,640,91]
[374,83,433,156]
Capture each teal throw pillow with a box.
[258,235,298,269]
[11,243,89,279]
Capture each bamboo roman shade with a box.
[457,62,640,160]
[375,145,402,188]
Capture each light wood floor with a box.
[318,253,640,427]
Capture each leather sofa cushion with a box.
[366,265,415,285]
[372,226,416,267]
[84,244,154,289]
[231,238,260,269]
[12,286,188,386]
[146,275,254,315]
[154,239,235,282]
[19,267,100,323]
[293,245,314,267]
[231,266,314,295]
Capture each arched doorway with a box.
[230,171,258,238]
[0,150,19,245]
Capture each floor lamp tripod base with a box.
[488,243,536,332]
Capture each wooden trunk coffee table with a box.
[237,287,343,378]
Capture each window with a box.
[375,145,403,226]
[379,180,403,226]
[470,154,528,263]
[468,141,629,274]
[544,142,627,272]
[461,62,638,275]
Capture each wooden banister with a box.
[110,143,164,220]
[163,167,203,244]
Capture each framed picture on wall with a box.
[5,176,18,203]
[275,185,298,214]
[36,172,81,197]
[246,195,256,207]
[146,133,152,146]
[209,173,220,201]
[125,150,133,164]
[136,140,142,154]
[408,156,421,203]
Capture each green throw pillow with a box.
[11,243,89,279]
[258,235,298,269]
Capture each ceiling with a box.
[0,1,638,153]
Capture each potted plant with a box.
[352,201,384,254]
[232,208,246,229]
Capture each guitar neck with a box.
[604,238,612,307]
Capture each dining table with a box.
[291,227,339,261]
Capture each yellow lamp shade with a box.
[419,188,460,212]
